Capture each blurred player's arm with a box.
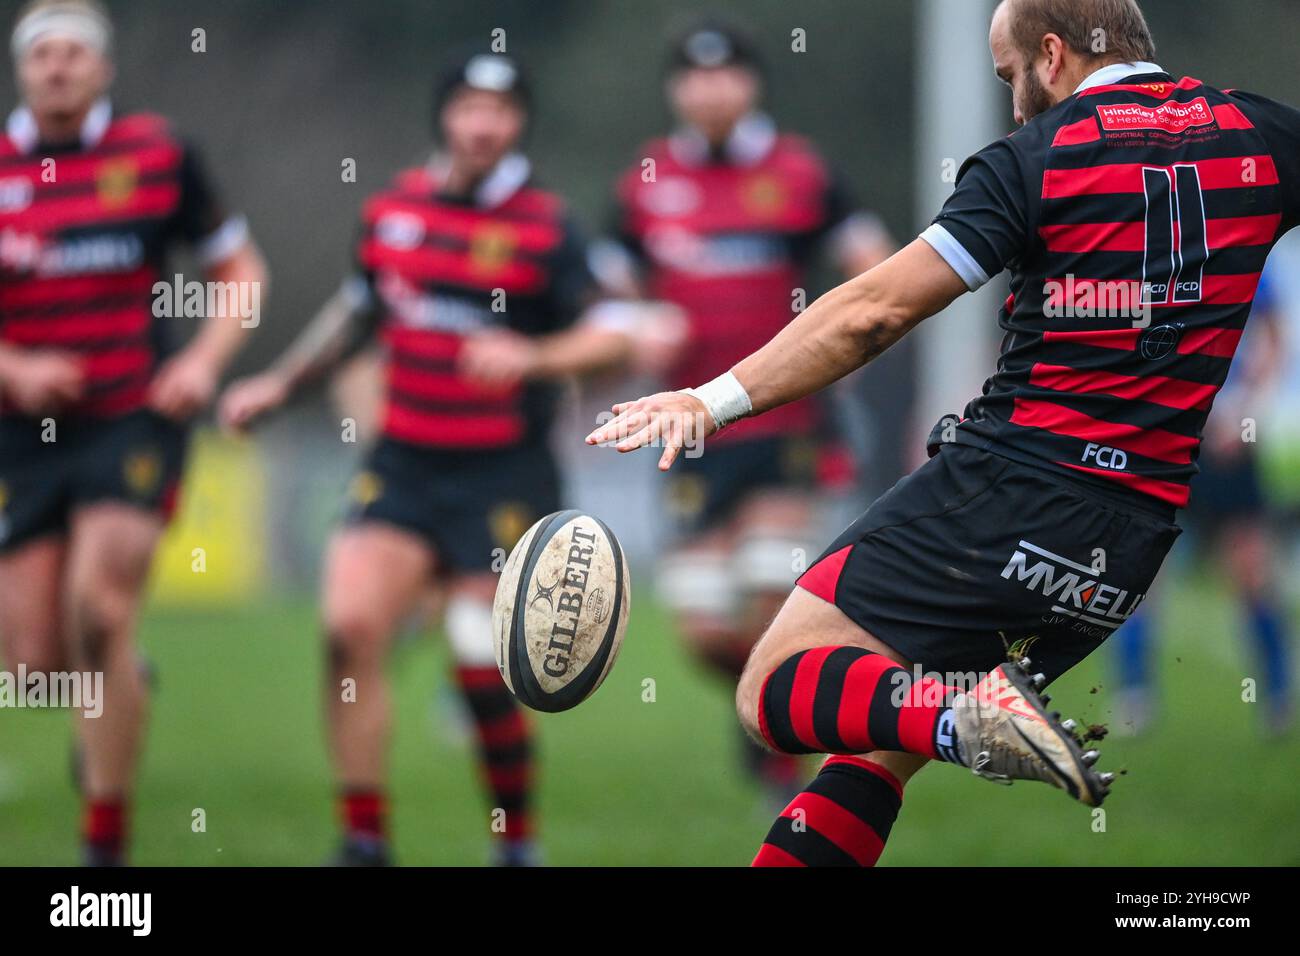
[587,200,695,378]
[0,341,86,415]
[458,216,686,389]
[832,213,895,277]
[272,278,381,390]
[149,145,269,421]
[820,171,896,278]
[458,299,687,389]
[218,278,379,432]
[148,240,268,421]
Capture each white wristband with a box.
[682,371,752,430]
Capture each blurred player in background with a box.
[0,0,266,865]
[1113,264,1293,734]
[221,52,654,866]
[599,19,892,798]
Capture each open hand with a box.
[584,390,714,471]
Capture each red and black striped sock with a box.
[455,666,535,844]
[82,797,128,863]
[758,646,963,762]
[753,756,904,866]
[340,789,387,842]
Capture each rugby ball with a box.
[492,509,630,713]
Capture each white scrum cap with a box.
[11,1,113,61]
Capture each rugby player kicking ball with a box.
[589,0,1300,865]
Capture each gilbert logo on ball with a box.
[492,510,630,713]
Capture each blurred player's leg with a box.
[1222,520,1293,733]
[660,444,819,800]
[0,537,68,676]
[730,492,817,797]
[662,524,804,801]
[660,532,743,676]
[321,524,434,866]
[63,503,163,867]
[429,449,556,865]
[733,492,818,649]
[446,575,537,866]
[1112,605,1156,735]
[1115,469,1293,736]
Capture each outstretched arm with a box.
[271,283,380,393]
[585,238,968,469]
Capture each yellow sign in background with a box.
[149,429,266,605]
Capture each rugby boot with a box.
[951,657,1112,806]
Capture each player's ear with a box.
[1040,33,1065,84]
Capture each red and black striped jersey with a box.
[0,101,236,419]
[922,65,1300,512]
[612,113,861,443]
[354,155,593,450]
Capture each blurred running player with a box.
[600,19,892,796]
[220,52,650,866]
[590,0,1300,865]
[0,0,266,865]
[1114,265,1293,734]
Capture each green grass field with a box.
[1,573,1296,866]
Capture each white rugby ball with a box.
[492,509,630,713]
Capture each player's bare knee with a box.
[734,596,827,740]
[322,606,389,668]
[68,591,132,671]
